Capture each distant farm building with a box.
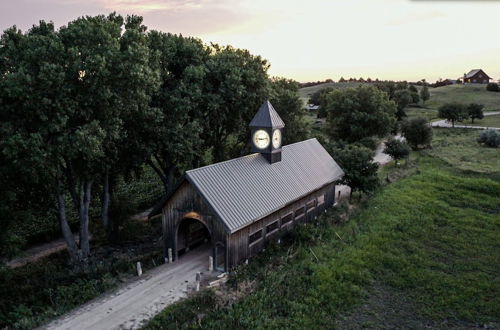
[463,69,491,84]
[150,101,344,271]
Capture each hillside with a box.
[426,84,500,111]
[300,83,500,121]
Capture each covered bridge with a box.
[149,101,344,271]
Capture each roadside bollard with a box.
[208,256,214,272]
[136,262,142,277]
[196,272,201,292]
[168,248,173,264]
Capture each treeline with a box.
[311,81,430,119]
[0,13,309,263]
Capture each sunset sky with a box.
[1,0,499,82]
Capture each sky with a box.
[1,0,499,82]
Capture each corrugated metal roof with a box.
[465,69,481,78]
[249,100,285,128]
[465,69,490,79]
[186,138,344,233]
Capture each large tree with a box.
[401,117,433,150]
[329,144,379,200]
[393,89,413,120]
[467,103,484,123]
[201,45,269,162]
[323,85,396,143]
[146,31,208,194]
[0,15,159,262]
[438,103,468,128]
[420,84,430,106]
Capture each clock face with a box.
[253,129,270,149]
[272,129,282,149]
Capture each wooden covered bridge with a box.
[149,101,344,271]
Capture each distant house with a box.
[463,69,491,84]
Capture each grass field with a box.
[144,130,500,329]
[426,84,500,112]
[429,128,500,173]
[465,114,500,128]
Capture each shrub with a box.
[477,130,500,148]
[486,82,499,92]
[383,138,411,164]
[401,117,433,150]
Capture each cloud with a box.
[95,0,208,12]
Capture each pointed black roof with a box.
[249,100,285,128]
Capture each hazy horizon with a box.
[1,0,499,83]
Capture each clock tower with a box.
[249,100,285,164]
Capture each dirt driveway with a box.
[43,245,213,330]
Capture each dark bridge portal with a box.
[176,218,211,256]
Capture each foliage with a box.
[268,77,310,144]
[437,102,468,127]
[393,89,413,120]
[383,138,410,164]
[0,14,159,262]
[467,103,484,123]
[143,290,219,330]
[420,84,430,105]
[146,31,208,194]
[477,130,500,148]
[323,85,396,143]
[200,44,269,162]
[0,247,163,329]
[486,82,499,92]
[401,118,433,150]
[430,128,500,173]
[144,157,500,329]
[329,144,380,199]
[425,84,500,112]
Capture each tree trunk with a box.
[166,165,176,194]
[101,170,110,228]
[56,177,79,263]
[79,180,92,260]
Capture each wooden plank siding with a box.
[161,181,338,272]
[161,182,228,267]
[226,182,336,269]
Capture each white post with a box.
[168,248,173,263]
[208,256,214,272]
[136,262,142,276]
[195,272,201,292]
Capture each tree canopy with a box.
[323,85,396,143]
[438,103,468,127]
[401,117,433,150]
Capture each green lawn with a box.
[144,143,500,329]
[426,84,500,112]
[465,114,500,128]
[406,106,438,122]
[429,128,500,173]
